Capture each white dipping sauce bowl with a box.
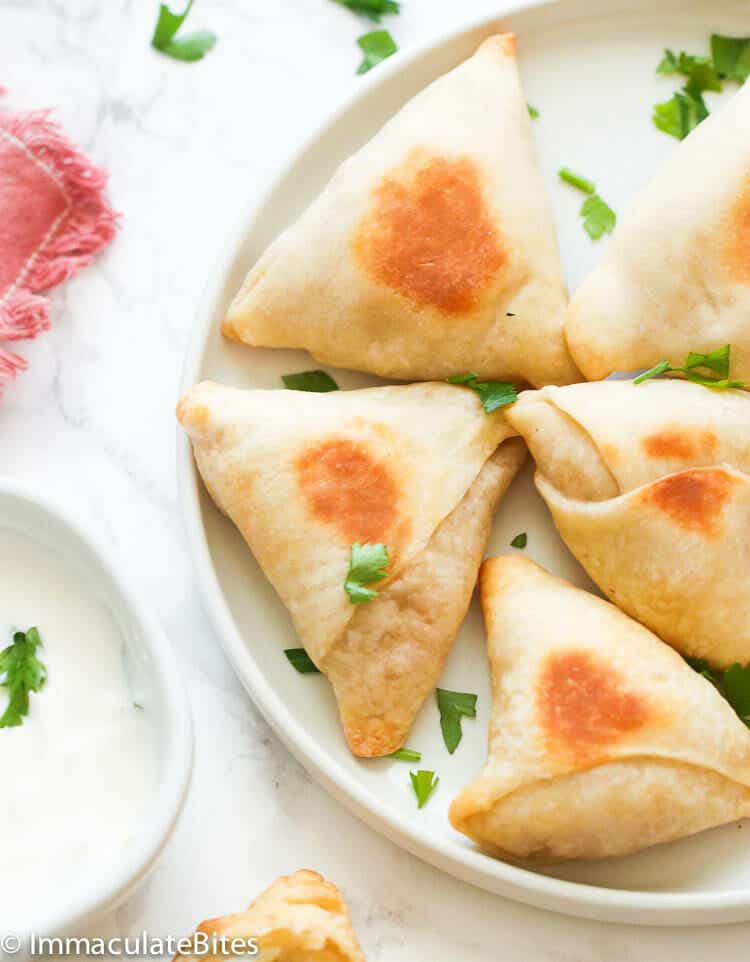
[0,479,193,937]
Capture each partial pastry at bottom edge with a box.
[175,870,366,962]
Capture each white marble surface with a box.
[4,0,750,957]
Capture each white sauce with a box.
[0,529,157,926]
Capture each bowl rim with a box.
[0,477,194,938]
[176,0,750,926]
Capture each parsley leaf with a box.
[686,658,750,727]
[356,29,397,74]
[284,648,320,674]
[711,34,750,83]
[436,688,477,754]
[0,627,47,728]
[558,168,616,240]
[282,370,339,393]
[151,1,216,62]
[510,532,527,549]
[558,167,595,194]
[446,373,517,414]
[656,49,721,94]
[684,344,730,379]
[331,0,400,22]
[410,769,439,808]
[581,194,617,240]
[389,747,421,762]
[633,344,744,389]
[527,103,540,119]
[345,542,388,604]
[653,89,708,140]
[633,359,672,384]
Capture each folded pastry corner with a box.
[224,34,576,386]
[564,78,750,382]
[175,869,366,961]
[178,380,525,755]
[449,556,750,862]
[505,379,750,666]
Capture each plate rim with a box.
[177,0,750,926]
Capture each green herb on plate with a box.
[527,103,540,119]
[356,29,398,74]
[711,34,750,83]
[284,648,321,674]
[344,542,389,603]
[151,1,217,62]
[410,769,439,808]
[656,48,721,94]
[686,657,750,727]
[510,532,527,549]
[558,168,616,240]
[447,373,517,414]
[581,194,617,240]
[330,0,400,22]
[389,747,421,762]
[558,167,595,194]
[653,89,709,140]
[436,688,477,754]
[633,344,744,389]
[282,370,339,392]
[0,627,47,729]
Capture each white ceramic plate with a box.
[178,0,750,925]
[0,481,194,937]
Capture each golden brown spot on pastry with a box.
[538,651,649,761]
[643,467,734,536]
[175,397,209,431]
[483,33,516,58]
[352,152,508,314]
[295,438,399,544]
[725,176,750,284]
[642,427,717,461]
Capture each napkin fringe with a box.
[0,107,118,396]
[0,109,118,298]
[0,349,26,397]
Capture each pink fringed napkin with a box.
[0,102,118,396]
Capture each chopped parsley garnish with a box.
[151,1,217,62]
[581,194,617,240]
[656,49,721,94]
[558,167,595,194]
[282,370,339,392]
[410,769,439,808]
[527,104,540,119]
[389,747,421,762]
[436,688,477,754]
[557,168,616,240]
[510,532,527,549]
[284,648,321,674]
[711,34,750,83]
[0,627,47,728]
[653,89,709,140]
[652,35,750,140]
[331,0,400,22]
[633,344,744,389]
[687,658,750,727]
[344,542,389,603]
[356,29,397,74]
[447,373,517,414]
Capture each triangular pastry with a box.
[224,35,576,387]
[178,381,525,754]
[565,80,750,382]
[175,870,366,961]
[505,380,750,666]
[450,557,750,862]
